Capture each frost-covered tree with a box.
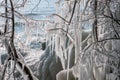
[55,0,120,80]
[0,0,120,80]
[0,0,39,80]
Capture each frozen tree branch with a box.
[4,0,8,33]
[48,28,74,43]
[103,14,120,25]
[52,0,77,25]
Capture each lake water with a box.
[19,0,58,19]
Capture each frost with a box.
[0,0,120,80]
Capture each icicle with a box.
[51,34,54,54]
[46,34,53,55]
[67,43,74,80]
[36,22,39,44]
[55,34,65,69]
[74,2,81,64]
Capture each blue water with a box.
[19,0,57,19]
